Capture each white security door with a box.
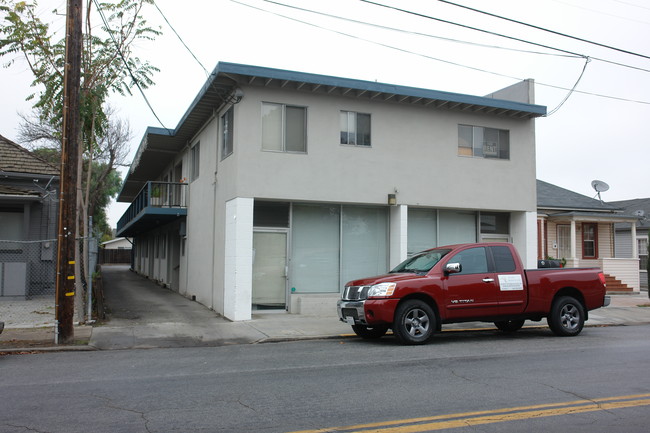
[252,232,287,309]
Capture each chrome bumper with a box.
[603,295,611,307]
[337,299,366,325]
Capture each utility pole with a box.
[55,0,82,344]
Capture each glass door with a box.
[252,231,288,310]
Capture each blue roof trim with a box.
[216,62,547,115]
[165,62,547,137]
[146,126,176,137]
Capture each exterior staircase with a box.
[604,274,633,294]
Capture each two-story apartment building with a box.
[116,62,546,321]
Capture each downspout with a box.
[211,106,219,310]
[211,168,218,310]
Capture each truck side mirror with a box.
[444,263,462,275]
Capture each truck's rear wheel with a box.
[393,299,435,345]
[351,324,388,339]
[548,296,585,336]
[494,319,525,332]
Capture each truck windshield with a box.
[390,249,451,274]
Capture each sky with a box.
[1,0,649,229]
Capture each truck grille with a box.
[342,285,370,301]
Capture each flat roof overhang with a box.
[118,62,547,202]
[116,207,187,237]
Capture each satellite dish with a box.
[591,180,610,203]
[591,180,610,193]
[633,209,645,218]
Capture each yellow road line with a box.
[288,393,650,433]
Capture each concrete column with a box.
[631,223,638,259]
[223,197,253,321]
[511,211,537,268]
[389,205,408,268]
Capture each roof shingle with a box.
[0,134,59,176]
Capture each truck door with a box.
[443,246,499,320]
[489,245,527,315]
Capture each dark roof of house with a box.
[0,184,41,197]
[118,62,548,202]
[610,198,650,229]
[0,134,59,176]
[537,179,621,212]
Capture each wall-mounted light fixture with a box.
[233,88,244,103]
[388,193,397,206]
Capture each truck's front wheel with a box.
[548,296,585,336]
[351,324,389,339]
[393,299,436,345]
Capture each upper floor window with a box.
[340,111,371,146]
[262,102,306,153]
[190,142,200,181]
[221,107,234,160]
[582,223,598,258]
[458,125,510,160]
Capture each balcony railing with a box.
[116,181,188,236]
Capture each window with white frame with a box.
[221,107,233,160]
[340,111,371,146]
[639,237,648,271]
[582,223,598,259]
[190,142,200,181]
[262,102,306,153]
[458,125,510,159]
[557,224,571,260]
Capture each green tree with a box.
[24,111,129,240]
[1,0,159,320]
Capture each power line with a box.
[359,0,650,74]
[436,0,650,60]
[232,0,650,107]
[91,0,170,133]
[152,2,210,77]
[546,57,591,116]
[261,0,581,59]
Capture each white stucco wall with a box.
[184,122,219,308]
[223,197,254,321]
[228,86,537,213]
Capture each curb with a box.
[0,345,97,355]
[6,321,650,352]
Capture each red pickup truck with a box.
[337,243,609,345]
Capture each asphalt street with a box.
[1,324,649,433]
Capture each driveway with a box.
[90,265,266,349]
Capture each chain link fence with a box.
[0,238,97,329]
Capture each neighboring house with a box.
[116,62,547,321]
[611,198,649,289]
[100,237,132,265]
[537,180,639,293]
[101,237,132,250]
[0,134,59,298]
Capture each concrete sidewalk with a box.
[2,265,649,352]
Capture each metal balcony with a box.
[116,181,188,237]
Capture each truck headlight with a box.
[368,282,396,298]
